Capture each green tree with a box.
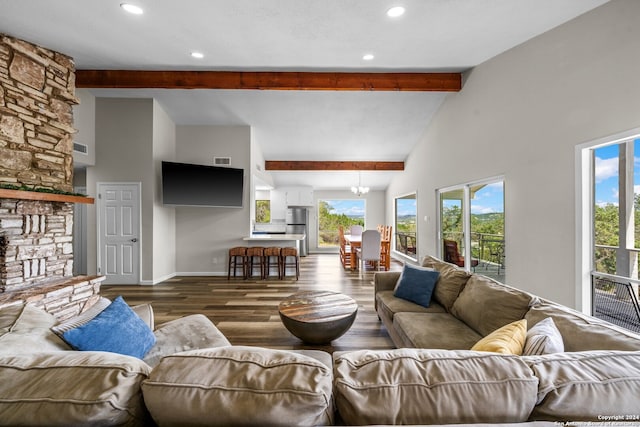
[594,203,619,274]
[255,200,270,223]
[318,200,364,246]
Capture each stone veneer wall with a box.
[0,33,77,193]
[0,34,103,317]
[0,199,73,292]
[0,275,105,321]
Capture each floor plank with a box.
[101,253,403,353]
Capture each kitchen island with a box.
[243,234,306,256]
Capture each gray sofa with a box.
[2,258,640,426]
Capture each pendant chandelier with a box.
[351,172,370,196]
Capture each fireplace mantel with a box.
[0,189,94,204]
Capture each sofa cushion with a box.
[0,304,70,354]
[523,351,640,422]
[376,290,446,321]
[0,351,152,426]
[50,297,112,337]
[523,317,564,355]
[142,346,334,426]
[421,254,451,270]
[433,264,473,311]
[526,302,640,351]
[393,312,482,349]
[333,348,538,425]
[451,274,536,336]
[52,297,155,337]
[393,264,439,307]
[61,296,156,359]
[142,313,231,367]
[471,319,527,355]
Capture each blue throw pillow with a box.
[393,264,440,308]
[62,296,156,359]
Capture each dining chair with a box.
[338,225,351,269]
[356,229,381,272]
[379,225,392,271]
[349,225,363,236]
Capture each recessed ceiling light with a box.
[120,3,143,15]
[387,6,405,18]
[191,52,204,59]
[363,54,375,61]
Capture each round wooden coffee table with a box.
[278,290,358,344]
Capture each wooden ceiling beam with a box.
[265,161,404,171]
[76,70,461,92]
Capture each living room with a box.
[64,0,640,313]
[1,0,633,310]
[2,1,640,425]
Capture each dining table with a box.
[344,234,361,270]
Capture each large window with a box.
[395,193,417,259]
[318,199,365,247]
[592,139,640,277]
[583,133,640,332]
[438,178,505,281]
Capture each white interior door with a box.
[97,182,141,284]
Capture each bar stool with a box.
[263,247,282,279]
[246,247,266,279]
[280,247,299,280]
[227,246,247,279]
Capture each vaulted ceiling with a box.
[0,0,609,189]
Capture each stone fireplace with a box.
[0,34,103,320]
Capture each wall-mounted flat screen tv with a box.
[161,161,244,208]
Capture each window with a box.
[582,132,640,332]
[592,139,640,277]
[255,200,270,223]
[438,178,505,281]
[318,199,365,247]
[395,193,417,259]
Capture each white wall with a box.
[87,98,154,281]
[72,89,95,166]
[386,0,640,308]
[87,98,177,284]
[174,125,251,275]
[151,100,177,282]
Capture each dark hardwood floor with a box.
[101,253,403,353]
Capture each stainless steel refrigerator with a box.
[286,207,308,256]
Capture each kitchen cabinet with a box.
[285,187,314,206]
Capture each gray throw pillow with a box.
[523,317,564,355]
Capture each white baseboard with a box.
[139,272,177,285]
[174,271,227,277]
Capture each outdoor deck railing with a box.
[591,272,640,333]
[395,232,417,257]
[442,231,505,272]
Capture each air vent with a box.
[73,142,88,154]
[214,157,231,166]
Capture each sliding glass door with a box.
[438,178,505,281]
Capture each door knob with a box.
[131,238,138,242]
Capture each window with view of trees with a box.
[255,200,270,223]
[395,194,417,259]
[593,139,640,278]
[318,199,364,247]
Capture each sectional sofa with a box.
[1,255,640,426]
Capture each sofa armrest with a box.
[374,271,401,294]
